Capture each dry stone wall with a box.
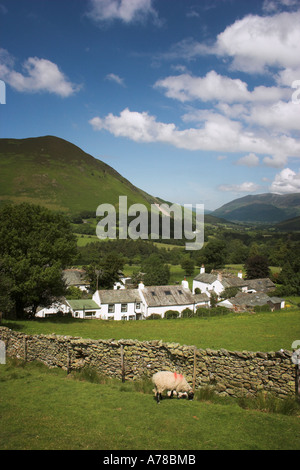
[0,326,295,399]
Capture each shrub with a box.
[146,313,161,320]
[164,310,179,319]
[195,307,210,317]
[181,308,194,318]
[195,306,229,317]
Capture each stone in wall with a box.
[0,326,296,399]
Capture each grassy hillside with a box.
[276,216,300,231]
[3,307,299,351]
[212,193,300,223]
[0,136,159,214]
[1,358,299,450]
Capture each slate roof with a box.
[193,293,210,303]
[63,269,90,287]
[193,273,247,288]
[228,292,283,308]
[244,278,275,292]
[97,289,141,304]
[193,273,217,284]
[229,292,270,307]
[141,285,195,307]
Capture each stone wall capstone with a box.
[0,326,295,399]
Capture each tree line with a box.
[0,203,299,319]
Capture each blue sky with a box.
[1,0,300,210]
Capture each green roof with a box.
[66,299,101,310]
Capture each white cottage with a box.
[138,281,209,318]
[92,289,142,320]
[192,266,247,298]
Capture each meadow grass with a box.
[0,358,299,450]
[3,308,300,352]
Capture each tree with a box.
[200,239,227,272]
[180,257,195,276]
[87,252,125,291]
[66,286,83,299]
[244,255,270,280]
[0,203,77,318]
[220,286,239,300]
[0,266,14,315]
[142,254,170,286]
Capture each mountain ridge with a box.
[211,193,300,223]
[0,135,161,214]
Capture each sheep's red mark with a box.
[174,372,183,381]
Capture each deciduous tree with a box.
[0,203,77,318]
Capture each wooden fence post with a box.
[193,346,197,393]
[120,345,125,383]
[67,345,70,375]
[23,336,27,362]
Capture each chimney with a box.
[200,264,205,274]
[238,270,243,279]
[217,272,223,282]
[181,277,189,289]
[138,282,145,290]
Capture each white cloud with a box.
[236,153,260,167]
[218,182,261,193]
[276,67,300,87]
[86,0,158,23]
[105,73,125,86]
[155,71,249,103]
[247,100,300,132]
[89,107,300,160]
[215,10,300,73]
[0,50,80,97]
[163,10,300,78]
[269,168,300,193]
[89,109,177,143]
[155,71,289,104]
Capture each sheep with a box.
[152,371,194,404]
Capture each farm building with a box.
[192,266,248,297]
[62,268,90,292]
[92,288,142,320]
[218,292,285,311]
[91,280,210,320]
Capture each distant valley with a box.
[211,193,300,225]
[0,136,299,230]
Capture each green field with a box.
[2,307,300,450]
[0,358,299,450]
[3,307,300,352]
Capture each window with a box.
[136,302,141,309]
[121,315,127,321]
[151,291,156,296]
[121,303,128,312]
[178,290,183,294]
[129,315,135,321]
[85,311,95,317]
[165,290,171,295]
[108,304,115,313]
